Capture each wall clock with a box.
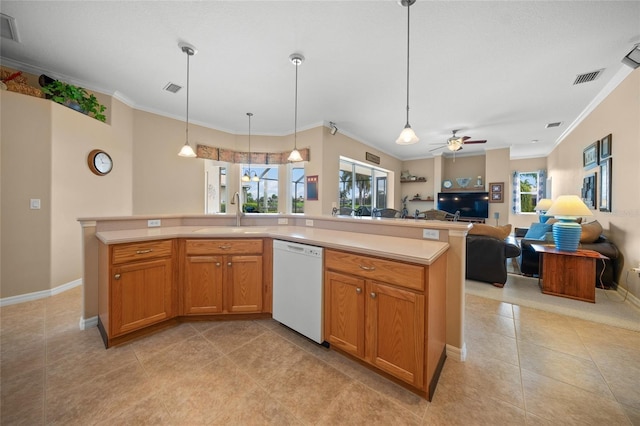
[87,149,113,176]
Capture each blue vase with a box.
[552,220,581,252]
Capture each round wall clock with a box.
[87,149,113,176]
[443,179,453,189]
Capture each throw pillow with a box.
[524,222,553,239]
[580,220,603,243]
[469,223,512,240]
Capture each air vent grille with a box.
[163,82,182,93]
[0,13,19,42]
[573,69,603,85]
[545,122,563,129]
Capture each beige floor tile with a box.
[156,355,257,424]
[466,293,515,318]
[439,356,524,409]
[211,386,302,425]
[465,309,516,339]
[318,381,422,425]
[262,352,353,423]
[95,393,174,426]
[518,340,615,399]
[0,343,45,380]
[465,330,519,367]
[0,367,45,425]
[593,356,640,410]
[424,379,526,425]
[571,318,640,365]
[521,369,630,425]
[126,322,199,363]
[45,326,115,365]
[514,312,592,360]
[200,319,268,354]
[227,330,307,383]
[525,411,556,425]
[1,319,45,356]
[620,404,640,425]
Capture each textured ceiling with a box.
[1,1,639,160]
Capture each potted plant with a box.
[41,80,107,122]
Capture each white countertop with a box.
[96,225,449,266]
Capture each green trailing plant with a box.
[41,80,107,122]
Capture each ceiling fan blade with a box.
[463,140,487,144]
[429,145,446,152]
[461,136,471,141]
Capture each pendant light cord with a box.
[185,50,190,143]
[247,112,252,172]
[405,1,411,126]
[294,61,299,149]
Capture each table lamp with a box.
[545,195,592,252]
[534,198,554,223]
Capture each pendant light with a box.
[242,112,260,182]
[178,42,198,157]
[288,53,304,162]
[396,0,419,145]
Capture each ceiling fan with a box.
[429,130,487,152]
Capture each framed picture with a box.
[489,182,503,203]
[306,175,319,201]
[600,134,612,160]
[583,141,599,169]
[599,158,612,212]
[581,173,597,209]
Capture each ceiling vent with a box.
[163,82,182,93]
[545,121,563,129]
[573,69,604,85]
[0,13,20,42]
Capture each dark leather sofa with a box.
[520,235,619,288]
[466,235,521,287]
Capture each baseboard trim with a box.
[617,285,640,310]
[0,279,82,307]
[80,316,98,330]
[446,343,467,362]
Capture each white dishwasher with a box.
[272,240,324,344]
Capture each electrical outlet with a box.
[422,229,440,240]
[278,218,288,225]
[30,199,41,210]
[147,219,161,227]
[305,219,314,227]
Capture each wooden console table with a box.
[530,244,608,303]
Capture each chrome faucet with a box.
[230,191,242,226]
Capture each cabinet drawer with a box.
[111,240,173,265]
[325,249,424,291]
[185,239,263,255]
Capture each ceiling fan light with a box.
[396,124,419,145]
[178,142,197,157]
[288,148,303,162]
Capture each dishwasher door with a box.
[272,240,324,343]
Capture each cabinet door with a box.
[111,258,174,336]
[324,271,365,358]
[183,255,224,314]
[367,281,425,387]
[226,255,263,313]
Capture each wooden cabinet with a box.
[324,249,446,399]
[98,239,176,346]
[181,239,263,315]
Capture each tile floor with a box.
[1,286,639,425]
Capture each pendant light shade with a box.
[396,0,419,145]
[288,53,305,162]
[178,42,198,157]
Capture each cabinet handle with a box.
[356,288,362,294]
[359,265,376,271]
[135,249,153,254]
[227,262,232,266]
[216,262,221,266]
[114,274,121,280]
[370,292,377,299]
[219,245,231,250]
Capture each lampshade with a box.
[546,195,592,218]
[534,198,554,211]
[396,0,419,145]
[287,148,303,162]
[545,195,592,252]
[242,171,250,182]
[177,43,198,158]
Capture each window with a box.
[517,171,540,213]
[291,167,305,213]
[339,157,389,214]
[242,166,279,213]
[205,162,227,213]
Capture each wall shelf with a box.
[409,198,434,202]
[401,178,426,183]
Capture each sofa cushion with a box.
[524,222,552,240]
[469,223,512,240]
[580,220,603,243]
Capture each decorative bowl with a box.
[456,177,472,188]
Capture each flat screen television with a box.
[437,192,489,219]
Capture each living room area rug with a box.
[465,273,640,332]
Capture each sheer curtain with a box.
[511,169,546,214]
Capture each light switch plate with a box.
[30,199,41,210]
[423,229,440,240]
[147,219,161,227]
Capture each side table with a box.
[530,244,608,303]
